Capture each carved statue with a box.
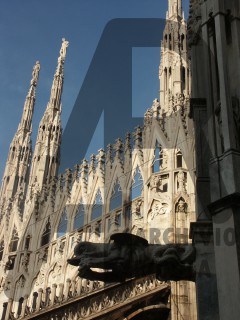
[59,38,69,60]
[177,170,186,192]
[68,233,195,283]
[32,61,40,83]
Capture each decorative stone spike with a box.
[96,149,105,180]
[144,108,153,127]
[80,159,88,191]
[89,154,96,173]
[133,126,142,149]
[97,149,105,168]
[64,168,72,196]
[124,132,131,153]
[151,98,160,118]
[73,164,80,182]
[106,144,113,164]
[114,138,123,159]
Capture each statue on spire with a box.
[59,38,69,61]
[31,61,40,85]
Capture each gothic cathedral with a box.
[0,1,197,319]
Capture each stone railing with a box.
[3,275,169,320]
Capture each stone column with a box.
[5,298,13,320]
[77,278,82,296]
[58,283,64,302]
[190,221,219,320]
[20,294,29,318]
[36,288,43,312]
[50,284,57,306]
[209,193,240,320]
[71,279,76,297]
[64,278,71,301]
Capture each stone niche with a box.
[149,174,169,194]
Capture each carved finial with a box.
[89,154,96,172]
[31,61,40,84]
[133,126,142,148]
[106,144,113,163]
[73,164,80,181]
[25,61,40,98]
[114,138,123,153]
[48,39,69,110]
[144,108,153,127]
[80,159,88,180]
[124,132,131,153]
[97,149,105,168]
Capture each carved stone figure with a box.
[133,199,143,217]
[68,233,195,282]
[176,198,187,213]
[21,252,30,272]
[177,170,186,192]
[59,38,69,60]
[17,275,26,288]
[32,61,40,83]
[151,201,168,219]
[150,176,161,192]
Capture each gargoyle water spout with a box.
[68,233,196,282]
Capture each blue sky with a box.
[0,0,189,178]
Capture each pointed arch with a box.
[181,34,185,50]
[41,218,51,246]
[131,166,143,200]
[73,201,85,230]
[17,297,24,318]
[169,67,172,90]
[169,33,172,50]
[91,189,103,221]
[24,235,31,250]
[109,179,122,212]
[176,149,183,168]
[152,141,162,173]
[57,207,68,238]
[9,227,19,252]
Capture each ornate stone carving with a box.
[73,231,82,245]
[187,0,203,47]
[68,233,196,282]
[133,199,143,217]
[89,221,101,241]
[176,198,187,214]
[144,108,153,126]
[59,38,69,61]
[50,262,62,281]
[160,150,168,170]
[32,60,40,81]
[5,256,14,271]
[177,170,186,192]
[38,247,48,263]
[21,252,30,272]
[55,238,64,253]
[150,200,169,220]
[17,275,26,288]
[150,175,162,193]
[35,264,47,286]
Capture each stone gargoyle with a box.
[67,233,196,282]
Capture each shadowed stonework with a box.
[68,233,196,282]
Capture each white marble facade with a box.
[0,1,197,319]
